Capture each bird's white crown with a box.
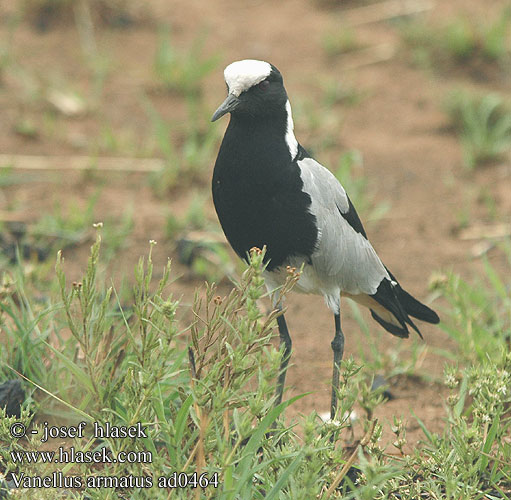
[224,59,272,97]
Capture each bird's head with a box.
[211,59,288,122]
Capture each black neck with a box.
[221,110,291,169]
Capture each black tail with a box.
[369,270,439,339]
[395,286,439,324]
[387,269,439,324]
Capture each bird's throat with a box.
[224,102,298,167]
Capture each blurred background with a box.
[1,0,510,441]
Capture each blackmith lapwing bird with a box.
[211,60,439,420]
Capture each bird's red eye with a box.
[258,80,270,91]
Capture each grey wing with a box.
[297,157,390,295]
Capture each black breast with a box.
[212,118,318,271]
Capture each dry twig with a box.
[0,154,165,173]
[344,0,434,27]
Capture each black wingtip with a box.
[406,316,424,340]
[384,268,440,325]
[370,309,409,339]
[398,287,440,325]
[370,275,436,340]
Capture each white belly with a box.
[264,258,342,313]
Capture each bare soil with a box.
[1,0,510,447]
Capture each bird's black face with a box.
[232,69,287,119]
[211,60,288,122]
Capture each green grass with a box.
[322,27,363,58]
[437,243,511,364]
[1,237,510,498]
[143,96,221,194]
[27,192,133,265]
[0,241,369,499]
[165,192,235,282]
[399,7,511,73]
[0,12,17,82]
[444,90,511,168]
[349,299,429,382]
[154,26,220,97]
[319,77,367,108]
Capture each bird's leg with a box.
[330,312,345,421]
[274,312,292,406]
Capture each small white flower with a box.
[319,411,342,427]
[444,373,458,388]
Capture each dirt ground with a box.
[1,0,510,448]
